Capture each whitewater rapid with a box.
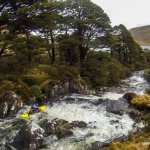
[40,71,148,149]
[0,71,149,150]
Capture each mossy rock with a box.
[145,88,150,95]
[123,93,137,103]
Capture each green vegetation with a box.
[0,0,149,103]
[131,95,150,109]
[102,132,150,150]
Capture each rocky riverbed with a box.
[0,71,149,150]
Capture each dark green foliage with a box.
[30,85,42,97]
[81,51,131,87]
[57,34,79,67]
[61,0,111,61]
[22,74,49,86]
[0,0,149,103]
[111,24,146,70]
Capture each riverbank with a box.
[0,71,149,150]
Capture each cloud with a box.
[91,0,150,29]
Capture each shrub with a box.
[22,74,49,86]
[132,95,150,108]
[30,85,42,97]
[0,81,16,96]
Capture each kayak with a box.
[19,105,46,119]
[39,105,46,111]
[20,113,29,119]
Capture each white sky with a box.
[91,0,150,29]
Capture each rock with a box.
[71,121,87,128]
[47,79,91,99]
[123,93,137,104]
[110,120,119,125]
[0,91,23,118]
[39,119,87,139]
[90,141,110,150]
[114,134,128,142]
[12,123,44,150]
[54,119,73,139]
[128,109,141,120]
[102,98,129,115]
[39,119,54,137]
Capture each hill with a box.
[130,25,150,46]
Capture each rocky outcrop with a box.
[39,119,54,137]
[39,119,87,140]
[55,123,73,139]
[90,141,110,150]
[71,121,87,128]
[47,80,93,99]
[12,123,44,150]
[123,92,137,104]
[0,91,23,118]
[101,98,130,115]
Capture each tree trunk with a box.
[50,30,55,64]
[26,32,32,63]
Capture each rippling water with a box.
[0,71,149,150]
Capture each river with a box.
[0,71,149,150]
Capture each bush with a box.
[30,85,42,97]
[0,81,16,96]
[81,51,131,87]
[22,74,49,86]
[132,95,150,108]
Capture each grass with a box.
[102,132,150,150]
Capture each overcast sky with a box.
[91,0,150,29]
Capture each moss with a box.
[131,95,150,109]
[102,132,150,150]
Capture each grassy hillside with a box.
[130,25,150,46]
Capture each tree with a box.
[32,0,63,64]
[62,0,111,61]
[57,34,79,66]
[112,24,143,65]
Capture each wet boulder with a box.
[102,98,130,115]
[123,93,137,104]
[39,119,87,139]
[47,79,91,100]
[12,123,44,150]
[54,119,73,139]
[90,141,110,150]
[0,91,23,118]
[39,119,54,136]
[71,121,87,128]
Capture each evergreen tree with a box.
[112,24,143,66]
[62,0,111,61]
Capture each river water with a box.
[40,71,149,150]
[0,71,149,150]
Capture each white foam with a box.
[101,92,123,100]
[44,101,134,148]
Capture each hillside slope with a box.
[130,25,150,46]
